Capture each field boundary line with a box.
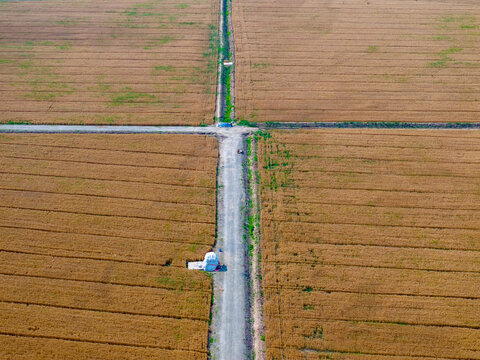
[0,154,215,172]
[251,122,480,130]
[263,286,480,300]
[266,260,480,274]
[0,171,216,189]
[274,219,480,231]
[247,135,266,360]
[276,240,480,253]
[281,184,478,195]
[0,300,209,323]
[0,331,208,354]
[293,168,480,179]
[268,346,476,360]
[0,205,216,225]
[0,272,211,294]
[0,248,185,268]
[267,316,480,330]
[0,224,212,246]
[0,187,215,207]
[283,200,480,211]
[0,141,219,157]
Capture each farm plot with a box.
[0,0,218,125]
[258,129,480,359]
[0,134,218,359]
[233,0,480,123]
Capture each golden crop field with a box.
[233,0,480,123]
[258,129,480,359]
[0,134,218,359]
[0,0,218,125]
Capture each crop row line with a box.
[0,272,211,294]
[248,64,480,69]
[2,98,208,105]
[0,224,213,247]
[262,286,480,300]
[0,241,208,259]
[248,78,480,84]
[268,315,480,330]
[0,50,208,56]
[289,168,480,179]
[276,184,478,195]
[0,171,215,189]
[0,89,210,95]
[244,97,480,103]
[238,6,480,12]
[0,27,213,32]
[290,153,480,163]
[248,91,480,97]
[0,42,208,47]
[279,141,480,151]
[0,300,209,323]
[0,142,219,158]
[274,130,480,139]
[250,72,480,77]
[0,331,208,354]
[0,64,215,70]
[0,205,216,225]
[0,109,200,115]
[272,219,480,231]
[240,25,480,32]
[283,200,480,212]
[244,108,480,113]
[0,155,213,172]
[276,239,480,254]
[267,259,480,274]
[0,188,215,207]
[0,10,215,15]
[0,81,210,87]
[0,249,180,268]
[268,346,474,360]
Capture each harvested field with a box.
[0,134,218,359]
[233,0,480,123]
[258,129,480,359]
[0,0,218,125]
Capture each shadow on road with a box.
[215,265,228,272]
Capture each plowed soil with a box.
[258,129,480,359]
[0,0,218,125]
[233,0,480,123]
[0,134,218,359]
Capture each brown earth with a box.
[233,0,480,123]
[258,129,480,359]
[0,0,218,125]
[0,134,218,359]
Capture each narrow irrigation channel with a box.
[215,0,235,123]
[246,135,266,360]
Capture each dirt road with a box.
[209,129,250,359]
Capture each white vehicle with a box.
[187,252,221,271]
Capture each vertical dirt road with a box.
[210,129,250,359]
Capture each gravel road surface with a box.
[210,129,250,359]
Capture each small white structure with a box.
[223,60,233,67]
[187,252,220,272]
[203,252,220,271]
